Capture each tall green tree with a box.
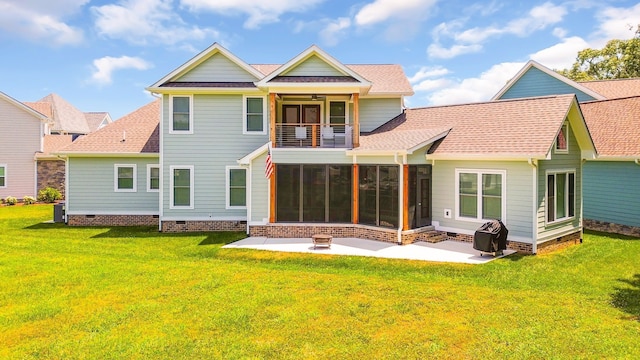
[559,26,640,81]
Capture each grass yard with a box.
[1,205,639,359]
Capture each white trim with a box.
[159,99,164,230]
[238,142,270,165]
[169,95,193,134]
[226,166,247,209]
[161,216,247,221]
[247,161,253,234]
[545,169,576,226]
[65,157,69,222]
[66,211,160,216]
[454,168,507,223]
[114,164,137,192]
[242,95,267,135]
[169,165,194,209]
[146,164,160,192]
[0,164,7,188]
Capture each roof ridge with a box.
[581,94,640,104]
[407,94,575,111]
[579,77,640,84]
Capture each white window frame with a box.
[454,169,507,223]
[243,95,267,135]
[169,95,193,134]
[114,164,137,192]
[147,164,160,192]
[546,169,576,225]
[0,164,6,188]
[226,166,247,209]
[555,123,569,154]
[170,165,194,209]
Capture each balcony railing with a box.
[275,124,353,148]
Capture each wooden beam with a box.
[269,93,276,147]
[269,169,276,223]
[403,164,409,231]
[352,164,359,224]
[352,93,359,148]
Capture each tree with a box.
[558,26,640,81]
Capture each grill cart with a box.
[473,220,508,256]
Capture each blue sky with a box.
[1,0,639,119]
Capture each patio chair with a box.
[295,126,307,146]
[321,126,335,147]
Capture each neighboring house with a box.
[59,43,599,254]
[56,100,160,225]
[0,91,51,200]
[493,60,640,236]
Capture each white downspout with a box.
[528,158,538,254]
[246,162,252,236]
[635,159,640,166]
[394,153,404,245]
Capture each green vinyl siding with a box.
[498,67,597,102]
[67,157,159,214]
[176,52,259,82]
[584,161,640,227]
[431,160,534,240]
[283,55,344,76]
[358,98,403,132]
[536,122,582,242]
[162,94,269,219]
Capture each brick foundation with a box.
[584,219,640,238]
[68,214,158,226]
[37,160,66,198]
[444,231,534,254]
[537,230,582,254]
[162,220,246,232]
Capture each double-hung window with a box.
[226,167,247,208]
[0,164,6,188]
[170,166,194,209]
[547,170,575,223]
[147,165,160,192]
[115,164,137,192]
[243,96,266,134]
[456,169,506,221]
[170,95,192,133]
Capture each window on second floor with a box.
[329,101,347,133]
[170,95,192,133]
[555,123,568,153]
[115,164,137,192]
[243,96,266,134]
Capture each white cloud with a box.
[408,66,450,83]
[422,62,525,106]
[181,0,324,29]
[592,2,640,46]
[427,43,482,59]
[319,17,351,46]
[92,0,221,46]
[355,0,437,26]
[91,56,152,85]
[529,36,590,70]
[0,0,86,45]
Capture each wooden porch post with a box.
[353,93,360,148]
[352,164,359,224]
[269,93,276,147]
[269,170,276,223]
[403,164,409,231]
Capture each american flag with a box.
[265,149,274,179]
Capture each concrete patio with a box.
[223,237,517,264]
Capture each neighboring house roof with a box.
[57,100,160,156]
[22,101,53,118]
[0,91,49,121]
[30,93,91,134]
[580,96,640,158]
[579,78,640,99]
[84,112,112,132]
[355,94,594,160]
[36,135,74,159]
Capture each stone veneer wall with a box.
[68,215,158,226]
[162,220,246,232]
[584,219,640,238]
[37,160,66,197]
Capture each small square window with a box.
[115,164,137,192]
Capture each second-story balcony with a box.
[275,123,353,148]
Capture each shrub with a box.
[5,196,17,205]
[37,187,62,203]
[23,196,37,205]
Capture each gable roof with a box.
[148,43,264,90]
[580,96,640,158]
[26,93,91,134]
[84,112,112,132]
[57,100,160,156]
[0,91,49,121]
[579,78,640,99]
[492,60,606,101]
[355,94,594,160]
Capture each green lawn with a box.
[1,205,639,359]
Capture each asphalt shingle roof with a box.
[580,96,640,157]
[579,78,640,99]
